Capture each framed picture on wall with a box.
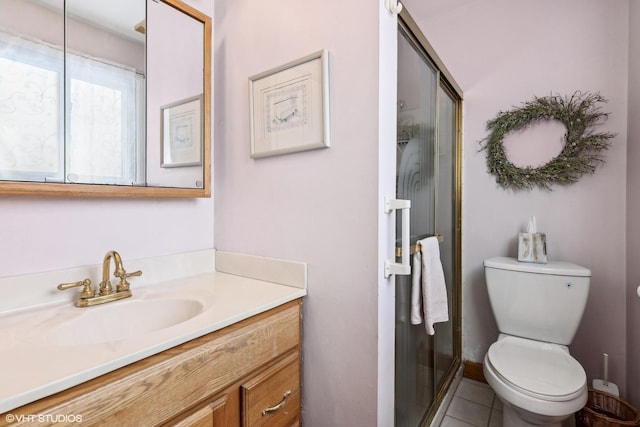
[161,95,203,168]
[249,49,330,159]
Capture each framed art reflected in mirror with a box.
[161,95,203,169]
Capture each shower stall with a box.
[394,9,462,427]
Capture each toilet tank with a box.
[484,257,591,345]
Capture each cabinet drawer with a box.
[241,352,300,427]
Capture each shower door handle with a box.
[384,197,411,278]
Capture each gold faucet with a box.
[100,250,142,295]
[58,250,142,308]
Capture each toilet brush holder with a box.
[592,353,620,397]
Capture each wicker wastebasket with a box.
[576,389,640,427]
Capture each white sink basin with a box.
[0,263,307,415]
[53,298,204,346]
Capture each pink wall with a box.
[0,0,214,279]
[405,0,630,395]
[626,1,640,408]
[213,1,383,425]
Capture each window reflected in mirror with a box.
[0,0,64,182]
[0,0,145,185]
[65,0,145,185]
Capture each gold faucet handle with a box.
[58,279,95,299]
[115,270,142,292]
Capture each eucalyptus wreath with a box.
[480,92,615,190]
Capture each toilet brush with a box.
[592,353,620,397]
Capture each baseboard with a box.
[462,360,486,383]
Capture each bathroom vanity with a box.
[1,301,301,427]
[0,250,306,426]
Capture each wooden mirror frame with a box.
[0,0,211,198]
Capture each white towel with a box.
[410,236,449,335]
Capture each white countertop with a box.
[0,250,307,414]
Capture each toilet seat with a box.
[487,335,586,401]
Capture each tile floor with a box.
[438,378,502,427]
[437,377,580,427]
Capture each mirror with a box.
[0,0,211,197]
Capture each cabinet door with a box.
[241,352,300,427]
[171,405,213,427]
[169,395,232,427]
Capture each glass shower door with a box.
[394,20,460,427]
[434,85,458,392]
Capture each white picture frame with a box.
[249,49,330,159]
[161,95,203,168]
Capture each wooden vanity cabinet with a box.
[1,299,302,427]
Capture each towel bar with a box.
[395,234,444,257]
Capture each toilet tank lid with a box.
[484,257,591,277]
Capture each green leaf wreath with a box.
[480,92,615,190]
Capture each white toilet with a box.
[483,257,591,427]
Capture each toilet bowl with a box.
[483,257,591,427]
[484,335,587,426]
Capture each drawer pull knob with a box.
[262,390,292,416]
